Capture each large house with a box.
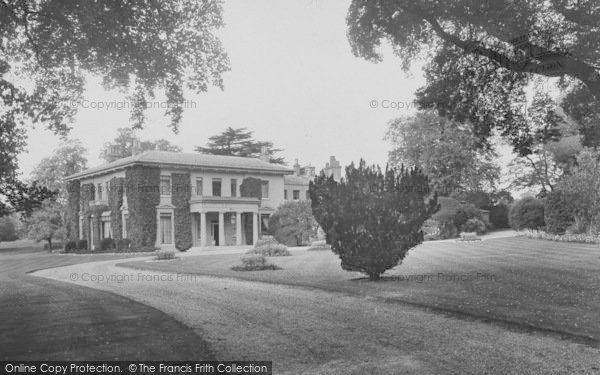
[64,150,292,250]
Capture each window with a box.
[195,177,203,196]
[261,180,269,199]
[260,214,270,234]
[97,183,103,200]
[212,178,222,197]
[102,220,112,239]
[284,190,288,200]
[293,190,300,200]
[231,179,237,197]
[160,175,171,195]
[159,213,173,244]
[105,181,110,194]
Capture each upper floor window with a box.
[97,183,103,200]
[293,190,300,200]
[231,179,238,197]
[160,175,171,195]
[196,177,203,196]
[261,180,269,199]
[212,178,222,197]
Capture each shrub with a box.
[156,249,176,260]
[116,238,131,251]
[489,204,510,229]
[99,238,115,250]
[509,197,545,230]
[76,239,88,250]
[463,218,487,234]
[519,229,600,244]
[0,216,18,241]
[544,190,575,235]
[422,219,441,241]
[232,254,279,271]
[255,237,278,247]
[64,240,78,252]
[44,242,65,250]
[453,203,485,231]
[310,160,437,280]
[247,243,290,256]
[268,201,317,246]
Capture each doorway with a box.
[211,221,219,246]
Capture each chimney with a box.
[132,139,141,156]
[293,159,301,175]
[259,145,270,162]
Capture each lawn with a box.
[120,236,600,347]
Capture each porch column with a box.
[236,212,242,245]
[218,211,225,246]
[252,212,259,246]
[200,212,207,247]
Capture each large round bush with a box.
[509,197,545,230]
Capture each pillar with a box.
[218,211,225,246]
[236,212,242,245]
[252,212,259,246]
[200,212,207,247]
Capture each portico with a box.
[190,196,262,247]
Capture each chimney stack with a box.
[132,139,141,156]
[259,145,270,162]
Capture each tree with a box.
[99,128,183,162]
[30,140,87,199]
[0,215,18,242]
[508,197,545,231]
[25,200,66,250]
[347,1,600,153]
[309,160,438,280]
[386,111,500,196]
[1,0,228,216]
[268,201,317,246]
[195,127,285,164]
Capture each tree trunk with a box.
[47,238,52,252]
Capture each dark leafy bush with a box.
[489,204,510,229]
[0,216,18,241]
[463,218,487,234]
[310,161,437,280]
[268,201,317,246]
[100,238,115,250]
[156,249,176,260]
[509,197,545,230]
[544,190,575,235]
[44,242,64,250]
[77,239,88,250]
[64,240,78,252]
[453,203,486,231]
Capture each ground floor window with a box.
[160,213,173,244]
[122,213,128,239]
[260,214,270,234]
[101,220,112,239]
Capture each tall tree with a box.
[25,199,66,250]
[385,111,500,196]
[195,127,285,164]
[99,128,183,162]
[1,0,229,216]
[30,140,88,199]
[346,0,600,153]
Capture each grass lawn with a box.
[121,236,600,347]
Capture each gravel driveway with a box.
[33,257,600,374]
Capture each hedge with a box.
[125,165,160,249]
[172,173,192,251]
[66,180,80,241]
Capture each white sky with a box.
[18,0,429,178]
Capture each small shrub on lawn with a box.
[64,240,78,252]
[99,238,115,250]
[248,242,290,257]
[254,237,278,247]
[232,254,280,271]
[76,239,88,250]
[509,197,545,230]
[519,229,600,244]
[156,249,177,260]
[463,218,487,235]
[116,238,131,251]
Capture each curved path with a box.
[33,254,600,374]
[0,251,213,360]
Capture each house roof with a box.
[66,150,293,180]
[284,174,311,186]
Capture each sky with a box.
[18,0,430,178]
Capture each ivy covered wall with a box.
[125,165,160,249]
[172,173,192,251]
[79,183,95,244]
[108,177,124,242]
[65,180,80,241]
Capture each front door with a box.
[211,222,219,246]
